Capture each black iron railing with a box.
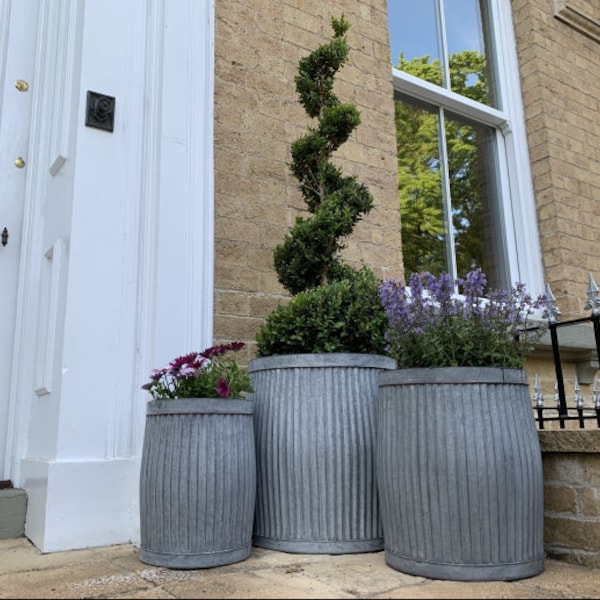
[533,274,600,429]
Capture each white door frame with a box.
[4,0,215,552]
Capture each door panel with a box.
[0,0,39,478]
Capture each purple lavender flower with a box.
[379,265,547,369]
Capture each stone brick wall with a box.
[212,0,600,386]
[511,0,600,317]
[513,0,600,391]
[213,0,403,362]
[539,431,600,568]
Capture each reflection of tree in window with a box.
[395,52,501,285]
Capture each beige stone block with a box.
[214,314,263,341]
[215,240,253,267]
[249,294,289,318]
[580,487,600,517]
[544,516,600,552]
[214,264,262,293]
[544,484,578,514]
[215,217,260,245]
[214,291,251,317]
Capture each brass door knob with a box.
[14,157,25,168]
[14,80,29,92]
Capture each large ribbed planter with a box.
[248,353,396,554]
[377,367,544,581]
[139,398,255,569]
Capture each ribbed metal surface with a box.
[249,353,396,553]
[139,399,255,569]
[377,367,545,581]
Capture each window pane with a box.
[394,93,448,277]
[395,92,505,288]
[444,111,503,287]
[388,0,498,107]
[444,0,497,107]
[388,1,443,86]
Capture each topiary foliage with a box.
[256,15,387,358]
[273,15,374,295]
[256,268,387,356]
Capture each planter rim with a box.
[378,366,528,386]
[146,397,253,416]
[249,353,396,373]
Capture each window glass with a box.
[395,93,503,285]
[389,0,496,108]
[445,0,496,106]
[394,94,446,275]
[387,0,540,291]
[445,110,502,285]
[388,1,442,86]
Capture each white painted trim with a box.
[128,0,215,457]
[126,0,165,458]
[392,68,509,130]
[34,239,67,396]
[493,0,545,294]
[189,0,215,350]
[21,456,140,552]
[45,0,77,176]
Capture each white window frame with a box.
[391,0,544,295]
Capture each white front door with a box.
[0,0,39,480]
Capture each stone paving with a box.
[1,536,600,599]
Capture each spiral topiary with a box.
[256,15,387,357]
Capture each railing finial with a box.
[574,376,584,408]
[533,373,544,407]
[584,273,600,315]
[543,283,561,323]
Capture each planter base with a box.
[385,550,545,582]
[253,535,383,555]
[140,545,251,570]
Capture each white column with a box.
[17,0,214,552]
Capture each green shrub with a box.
[256,269,387,356]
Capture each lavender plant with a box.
[141,342,253,400]
[378,265,547,369]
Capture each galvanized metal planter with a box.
[139,398,255,569]
[248,353,396,554]
[377,367,545,581]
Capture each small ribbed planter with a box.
[139,398,255,569]
[377,367,544,581]
[248,353,396,554]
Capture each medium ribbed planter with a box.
[139,398,255,569]
[377,367,544,581]
[248,353,396,553]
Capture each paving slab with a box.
[1,537,600,599]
